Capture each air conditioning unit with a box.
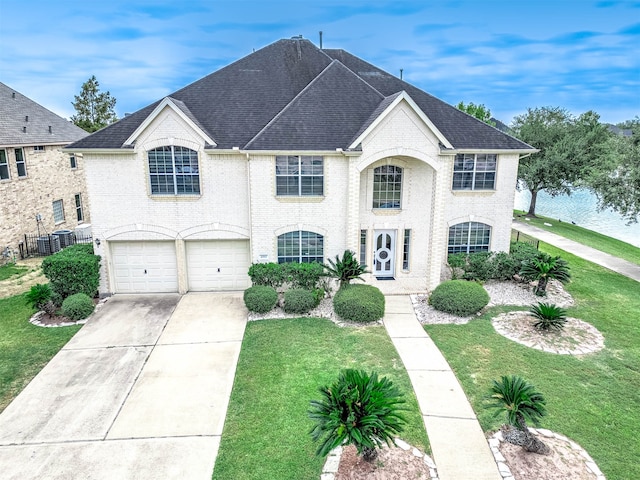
[74,223,92,242]
[53,230,74,248]
[37,236,61,255]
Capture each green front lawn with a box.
[425,243,640,479]
[0,295,81,412]
[212,318,428,480]
[0,264,29,281]
[514,209,640,265]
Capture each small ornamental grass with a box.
[529,302,568,331]
[308,369,407,462]
[283,288,316,314]
[24,284,52,311]
[333,284,385,323]
[61,293,95,321]
[243,285,278,313]
[429,280,489,317]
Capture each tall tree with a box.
[510,107,610,216]
[585,123,640,224]
[457,101,496,126]
[71,76,118,132]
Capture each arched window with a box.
[448,222,491,254]
[373,165,402,209]
[148,146,200,195]
[277,231,324,263]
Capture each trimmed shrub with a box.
[492,251,518,281]
[248,263,286,288]
[284,262,325,290]
[464,252,494,281]
[24,283,51,310]
[61,293,95,321]
[429,280,489,316]
[65,243,95,256]
[243,285,278,313]
[42,247,100,300]
[333,284,385,323]
[283,288,316,314]
[509,242,545,274]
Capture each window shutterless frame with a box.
[0,150,9,180]
[447,222,491,254]
[452,154,496,190]
[148,146,200,195]
[277,230,324,263]
[275,155,323,196]
[15,148,26,177]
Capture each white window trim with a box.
[372,165,403,209]
[452,153,497,191]
[52,199,65,224]
[447,222,492,254]
[275,155,324,197]
[148,145,201,196]
[15,148,26,178]
[0,149,9,181]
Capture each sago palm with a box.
[324,250,368,288]
[520,255,571,296]
[487,375,550,454]
[308,369,406,462]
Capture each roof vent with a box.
[49,126,52,133]
[291,34,303,39]
[12,92,15,99]
[23,126,27,133]
[25,115,29,122]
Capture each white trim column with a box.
[346,156,361,253]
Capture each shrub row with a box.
[429,280,489,316]
[333,284,385,323]
[42,244,100,303]
[448,242,545,282]
[248,262,325,290]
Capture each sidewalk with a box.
[513,222,640,282]
[383,295,502,480]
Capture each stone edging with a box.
[488,428,606,480]
[29,297,108,328]
[320,438,438,480]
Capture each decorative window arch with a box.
[448,222,491,254]
[148,146,200,195]
[277,230,324,263]
[373,165,402,209]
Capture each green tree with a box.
[585,122,640,224]
[457,101,496,126]
[511,107,611,216]
[71,75,118,132]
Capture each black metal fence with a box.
[511,229,540,249]
[19,231,93,259]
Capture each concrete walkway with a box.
[384,295,502,480]
[513,221,640,282]
[0,292,247,480]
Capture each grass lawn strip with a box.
[0,295,81,412]
[514,209,640,265]
[212,318,428,480]
[425,243,640,480]
[0,264,29,281]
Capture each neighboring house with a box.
[0,82,90,255]
[67,38,536,296]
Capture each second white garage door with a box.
[186,240,251,291]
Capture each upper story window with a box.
[276,155,323,196]
[75,194,84,222]
[52,199,65,224]
[148,146,200,195]
[277,230,324,264]
[33,146,45,152]
[69,155,77,169]
[448,222,491,254]
[373,165,402,209]
[15,148,26,177]
[0,150,9,180]
[452,154,496,190]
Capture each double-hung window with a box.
[275,155,323,196]
[15,148,26,177]
[69,155,77,169]
[148,146,200,195]
[373,165,402,208]
[452,154,496,190]
[277,231,324,263]
[75,194,84,222]
[0,150,8,180]
[448,222,491,254]
[53,199,65,224]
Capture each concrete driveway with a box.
[0,293,247,479]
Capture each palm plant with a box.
[324,250,368,288]
[520,255,571,296]
[308,369,406,462]
[487,375,550,454]
[529,302,568,331]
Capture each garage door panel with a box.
[111,242,178,293]
[186,240,250,291]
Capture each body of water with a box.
[514,188,640,248]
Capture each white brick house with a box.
[0,83,89,254]
[67,39,535,296]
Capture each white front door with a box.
[373,230,395,277]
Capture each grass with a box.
[0,263,29,281]
[0,294,81,412]
[514,209,640,265]
[424,242,640,479]
[212,317,428,480]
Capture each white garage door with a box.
[186,240,251,291]
[111,241,178,293]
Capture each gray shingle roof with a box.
[68,38,533,152]
[0,82,88,146]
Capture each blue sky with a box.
[1,0,638,125]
